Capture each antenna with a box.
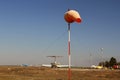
[100,48,104,67]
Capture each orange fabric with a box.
[64,10,82,23]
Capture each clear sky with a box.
[0,0,120,66]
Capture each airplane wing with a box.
[57,65,69,68]
[42,64,51,67]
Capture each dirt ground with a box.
[0,66,120,80]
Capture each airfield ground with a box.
[0,66,120,80]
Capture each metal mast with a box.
[68,23,71,80]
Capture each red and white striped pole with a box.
[68,23,71,80]
[64,9,82,80]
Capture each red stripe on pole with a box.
[68,68,71,80]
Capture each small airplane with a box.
[21,64,29,67]
[91,65,103,69]
[42,56,69,68]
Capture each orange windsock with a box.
[64,10,82,23]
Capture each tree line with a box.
[98,57,120,68]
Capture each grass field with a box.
[0,66,120,80]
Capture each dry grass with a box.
[0,66,120,80]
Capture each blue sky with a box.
[0,0,120,66]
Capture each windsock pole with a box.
[64,9,81,80]
[68,23,71,80]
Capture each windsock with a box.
[64,10,82,23]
